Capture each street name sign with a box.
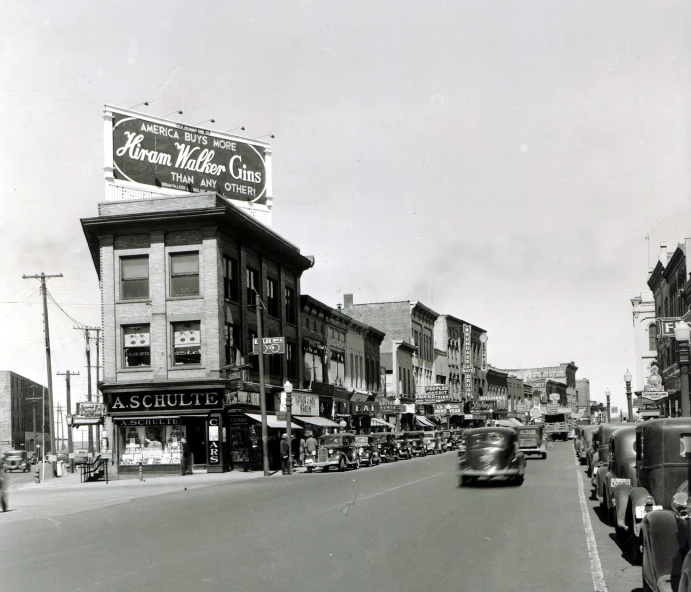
[252,337,285,355]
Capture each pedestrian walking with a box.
[298,435,306,466]
[0,468,7,512]
[181,437,193,476]
[279,433,291,474]
[304,431,318,465]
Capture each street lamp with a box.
[675,321,691,417]
[445,403,451,430]
[394,397,401,432]
[284,380,293,475]
[624,369,633,423]
[605,387,611,423]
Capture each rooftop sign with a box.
[106,106,269,205]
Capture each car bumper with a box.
[458,467,524,478]
[519,445,545,455]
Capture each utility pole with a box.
[23,272,62,454]
[57,370,78,470]
[92,327,102,453]
[27,387,45,482]
[255,293,270,477]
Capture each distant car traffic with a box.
[458,427,526,487]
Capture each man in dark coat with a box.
[279,434,291,475]
[181,437,193,476]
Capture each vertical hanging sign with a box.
[207,417,220,466]
[463,324,473,400]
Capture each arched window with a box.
[648,323,657,352]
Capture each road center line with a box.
[358,470,448,502]
[575,455,608,592]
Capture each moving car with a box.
[593,425,636,526]
[307,434,360,473]
[353,435,380,467]
[458,427,526,486]
[3,450,30,473]
[515,425,547,459]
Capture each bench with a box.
[80,456,109,483]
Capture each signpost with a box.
[252,337,285,355]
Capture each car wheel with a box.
[460,476,469,486]
[306,466,313,473]
[630,532,642,565]
[323,465,329,473]
[542,452,547,460]
[339,458,346,472]
[515,475,524,486]
[354,460,359,469]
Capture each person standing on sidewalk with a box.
[279,434,291,475]
[181,438,193,476]
[0,466,7,512]
[305,431,318,464]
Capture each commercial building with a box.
[630,289,657,392]
[575,378,591,417]
[499,362,578,409]
[0,372,48,452]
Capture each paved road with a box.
[1,442,644,592]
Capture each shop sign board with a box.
[275,392,319,416]
[115,417,181,427]
[351,402,378,416]
[252,337,285,355]
[656,318,681,338]
[109,106,269,205]
[380,402,402,414]
[208,417,220,466]
[77,402,105,418]
[470,401,495,413]
[546,404,559,414]
[433,403,463,415]
[425,384,449,395]
[107,389,223,413]
[479,395,507,402]
[515,404,530,412]
[415,391,438,404]
[529,407,542,419]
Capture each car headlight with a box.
[377,444,381,449]
[328,449,334,455]
[358,447,363,453]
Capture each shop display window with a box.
[123,324,151,368]
[173,321,201,365]
[118,424,185,465]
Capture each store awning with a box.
[350,391,370,403]
[496,419,523,428]
[415,416,437,428]
[371,418,395,429]
[294,416,340,427]
[244,413,302,429]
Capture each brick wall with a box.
[342,299,410,353]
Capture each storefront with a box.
[104,384,227,476]
[350,391,378,434]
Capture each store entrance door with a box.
[184,417,207,468]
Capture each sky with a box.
[1,0,691,421]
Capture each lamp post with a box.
[605,387,611,423]
[284,380,293,475]
[624,369,633,422]
[445,403,451,430]
[394,397,401,432]
[675,321,691,418]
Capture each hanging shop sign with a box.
[351,402,379,416]
[515,404,530,413]
[275,392,319,416]
[109,106,268,205]
[470,401,494,413]
[208,417,220,466]
[425,384,449,395]
[415,391,438,404]
[380,402,402,414]
[107,389,223,413]
[433,404,463,415]
[77,402,105,418]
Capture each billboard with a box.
[107,106,269,205]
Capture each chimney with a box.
[343,294,354,309]
[659,242,668,266]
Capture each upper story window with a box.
[170,252,199,297]
[267,278,279,317]
[121,256,149,299]
[122,325,150,368]
[648,323,657,352]
[223,256,239,302]
[285,286,297,324]
[172,321,201,365]
[247,268,260,307]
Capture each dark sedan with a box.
[458,427,526,486]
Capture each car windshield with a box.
[353,437,369,445]
[468,432,509,448]
[520,429,538,436]
[320,436,344,447]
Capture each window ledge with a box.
[116,299,152,305]
[118,367,152,373]
[169,365,205,370]
[167,295,203,301]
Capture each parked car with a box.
[307,434,359,473]
[3,450,30,473]
[394,433,412,459]
[371,432,399,462]
[587,423,621,480]
[457,427,526,486]
[577,425,599,466]
[422,432,442,455]
[441,430,454,451]
[515,425,547,459]
[624,417,691,571]
[593,424,636,526]
[353,435,380,467]
[407,431,427,457]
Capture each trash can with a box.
[55,460,66,478]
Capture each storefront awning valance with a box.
[415,416,437,428]
[350,392,370,403]
[371,418,395,429]
[244,413,302,429]
[294,416,340,427]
